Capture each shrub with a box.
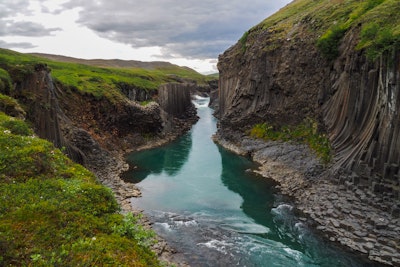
[317,25,347,60]
[359,24,399,60]
[0,94,26,118]
[0,115,32,136]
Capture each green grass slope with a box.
[0,48,209,102]
[242,0,400,60]
[0,109,162,266]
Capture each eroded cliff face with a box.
[217,19,400,200]
[8,64,201,164]
[9,64,163,162]
[218,24,327,131]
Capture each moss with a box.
[249,119,332,164]
[0,112,162,266]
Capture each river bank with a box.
[213,131,400,266]
[83,124,196,266]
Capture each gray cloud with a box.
[63,0,291,59]
[0,0,34,18]
[0,40,36,49]
[0,20,61,37]
[0,0,61,37]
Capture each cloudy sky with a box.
[0,0,291,73]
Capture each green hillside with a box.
[0,48,209,102]
[0,110,162,266]
[242,0,400,60]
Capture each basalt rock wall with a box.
[217,23,400,199]
[9,64,163,163]
[324,42,400,198]
[158,83,195,119]
[218,25,327,131]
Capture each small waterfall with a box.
[192,95,210,108]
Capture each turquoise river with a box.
[123,96,380,267]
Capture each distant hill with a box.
[29,52,195,71]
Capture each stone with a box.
[363,242,375,250]
[330,219,340,228]
[354,231,368,238]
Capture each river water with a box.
[124,96,378,267]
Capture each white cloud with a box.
[0,0,292,74]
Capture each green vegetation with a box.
[356,0,400,60]
[0,48,210,102]
[250,119,331,164]
[206,73,219,79]
[248,0,399,60]
[0,93,25,118]
[316,24,347,60]
[0,68,12,94]
[240,31,250,52]
[0,111,162,266]
[140,100,155,106]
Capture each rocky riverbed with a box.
[213,131,400,266]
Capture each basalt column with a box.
[158,83,195,118]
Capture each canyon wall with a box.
[217,19,400,200]
[158,83,193,118]
[7,65,201,165]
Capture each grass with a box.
[0,48,210,102]
[0,111,162,266]
[0,68,12,94]
[243,0,400,60]
[0,93,26,118]
[249,119,332,164]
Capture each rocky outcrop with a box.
[13,64,65,148]
[218,24,326,131]
[116,82,155,102]
[158,83,194,118]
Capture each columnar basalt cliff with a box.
[216,0,400,265]
[218,26,400,200]
[324,45,400,195]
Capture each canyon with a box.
[1,0,400,266]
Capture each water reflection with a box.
[123,133,192,183]
[123,100,379,267]
[217,145,305,249]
